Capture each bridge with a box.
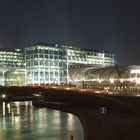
[1,86,140,140]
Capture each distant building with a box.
[66,46,115,67]
[25,44,116,85]
[0,43,116,86]
[0,48,25,86]
[71,65,140,93]
[25,44,68,85]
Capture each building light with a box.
[120,79,124,83]
[130,69,140,74]
[110,79,114,83]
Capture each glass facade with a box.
[0,44,116,86]
[25,45,68,85]
[0,49,25,86]
[73,65,140,93]
[0,49,24,68]
[65,46,116,67]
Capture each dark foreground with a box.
[1,86,140,140]
[33,92,140,140]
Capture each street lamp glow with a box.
[110,79,114,83]
[130,78,134,82]
[136,78,140,84]
[2,94,6,98]
[120,79,124,83]
[96,78,102,83]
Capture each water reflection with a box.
[0,101,84,140]
[7,103,10,114]
[2,102,5,116]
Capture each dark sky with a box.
[0,0,140,65]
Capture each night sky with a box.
[0,0,140,65]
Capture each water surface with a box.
[0,101,84,140]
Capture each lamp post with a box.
[136,77,140,94]
[83,68,86,90]
[2,94,6,99]
[82,78,85,90]
[109,79,114,91]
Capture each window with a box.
[39,54,44,58]
[45,61,49,66]
[34,54,38,59]
[40,61,44,65]
[50,55,53,59]
[34,61,38,66]
[45,55,48,59]
[54,55,58,59]
[50,62,53,66]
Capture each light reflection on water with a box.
[0,101,84,140]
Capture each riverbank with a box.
[33,93,140,140]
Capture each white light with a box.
[65,87,70,90]
[7,103,11,113]
[136,78,140,84]
[120,79,123,83]
[110,79,114,83]
[2,94,6,98]
[130,69,140,74]
[130,78,134,82]
[3,102,5,116]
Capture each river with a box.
[0,101,84,140]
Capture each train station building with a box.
[0,43,116,86]
[70,65,140,93]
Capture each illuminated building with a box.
[0,43,116,86]
[66,46,115,67]
[0,48,25,86]
[25,44,68,85]
[25,43,116,85]
[71,65,140,93]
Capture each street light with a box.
[82,78,85,90]
[2,94,6,99]
[109,78,114,92]
[136,77,140,94]
[110,79,114,84]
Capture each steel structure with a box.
[69,65,140,92]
